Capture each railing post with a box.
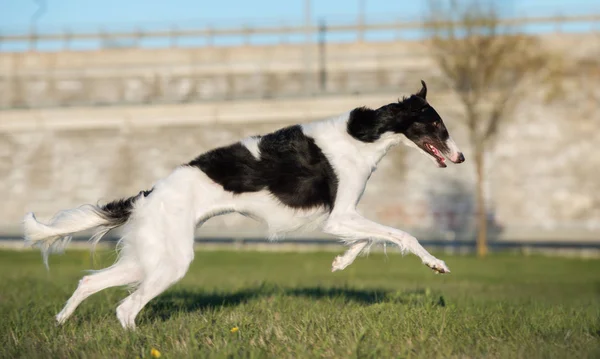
[318,19,327,92]
[206,26,213,47]
[135,27,143,48]
[279,20,288,44]
[304,0,312,96]
[243,25,251,45]
[170,25,177,48]
[555,14,563,34]
[357,0,366,42]
[63,28,71,51]
[29,26,37,51]
[99,26,107,49]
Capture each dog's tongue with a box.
[426,144,446,167]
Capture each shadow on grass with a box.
[143,285,445,323]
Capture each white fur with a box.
[24,206,110,268]
[24,111,455,329]
[240,137,261,159]
[445,136,462,162]
[331,240,370,272]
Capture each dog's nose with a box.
[456,153,465,163]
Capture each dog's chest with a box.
[260,204,331,239]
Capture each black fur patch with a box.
[188,125,338,211]
[100,189,153,226]
[188,142,264,193]
[346,107,386,143]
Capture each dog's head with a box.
[381,80,465,168]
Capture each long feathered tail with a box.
[23,189,152,268]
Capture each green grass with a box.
[0,249,599,358]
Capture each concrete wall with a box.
[0,41,435,108]
[3,34,596,109]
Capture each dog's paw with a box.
[56,311,68,325]
[423,258,450,274]
[331,256,346,272]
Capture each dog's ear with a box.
[415,80,427,99]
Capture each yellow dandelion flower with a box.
[150,348,161,358]
[230,326,239,333]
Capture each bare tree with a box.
[425,0,560,256]
[572,33,600,114]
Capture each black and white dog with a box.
[24,80,464,329]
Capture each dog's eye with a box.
[432,121,440,127]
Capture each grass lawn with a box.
[0,249,599,358]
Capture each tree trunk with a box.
[475,150,488,257]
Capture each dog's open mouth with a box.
[425,143,447,168]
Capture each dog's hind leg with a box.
[56,260,142,324]
[113,166,226,329]
[116,259,191,329]
[115,217,195,329]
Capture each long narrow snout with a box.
[444,137,465,164]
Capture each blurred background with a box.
[0,0,599,254]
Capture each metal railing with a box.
[1,14,599,51]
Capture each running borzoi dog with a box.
[24,80,465,329]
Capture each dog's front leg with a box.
[323,212,450,273]
[331,240,369,272]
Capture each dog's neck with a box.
[345,106,403,169]
[359,132,401,170]
[302,110,404,176]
